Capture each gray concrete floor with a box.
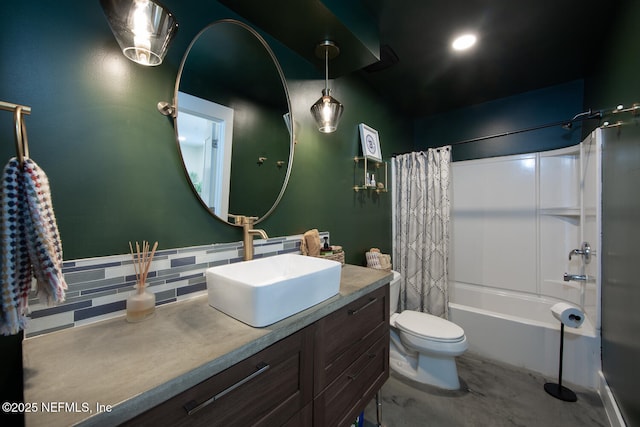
[364,352,608,427]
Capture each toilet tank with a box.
[389,270,401,313]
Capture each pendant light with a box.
[100,0,178,66]
[310,41,344,133]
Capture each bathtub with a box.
[449,282,600,389]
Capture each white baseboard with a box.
[599,371,626,427]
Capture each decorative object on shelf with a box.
[353,156,388,193]
[99,0,178,66]
[126,240,158,322]
[358,123,382,161]
[310,40,344,133]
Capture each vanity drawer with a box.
[314,284,389,394]
[314,334,389,427]
[123,326,313,427]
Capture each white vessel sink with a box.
[206,253,342,327]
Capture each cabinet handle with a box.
[347,353,376,380]
[183,362,270,416]
[348,297,377,316]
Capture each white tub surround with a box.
[450,134,602,390]
[449,283,599,389]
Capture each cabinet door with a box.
[314,285,389,395]
[314,335,389,427]
[124,326,313,427]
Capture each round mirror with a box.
[173,19,294,224]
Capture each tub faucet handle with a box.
[568,242,591,264]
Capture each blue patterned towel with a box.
[22,158,67,304]
[1,158,31,335]
[1,157,67,335]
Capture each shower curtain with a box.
[392,147,451,318]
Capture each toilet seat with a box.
[394,310,465,343]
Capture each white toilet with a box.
[388,270,468,390]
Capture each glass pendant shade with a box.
[100,0,178,66]
[310,88,344,133]
[310,40,343,133]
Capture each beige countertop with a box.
[23,264,392,427]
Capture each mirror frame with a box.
[172,19,294,225]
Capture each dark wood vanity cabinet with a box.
[123,284,389,427]
[123,326,314,427]
[314,284,390,427]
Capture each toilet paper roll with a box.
[551,302,585,328]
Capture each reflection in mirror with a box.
[177,92,234,219]
[174,19,293,224]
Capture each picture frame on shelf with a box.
[358,123,382,162]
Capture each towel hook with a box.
[13,106,29,165]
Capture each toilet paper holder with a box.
[545,303,585,402]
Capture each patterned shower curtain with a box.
[392,147,451,318]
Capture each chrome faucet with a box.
[568,242,592,264]
[230,215,268,261]
[563,273,587,282]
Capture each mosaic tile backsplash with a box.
[25,232,328,338]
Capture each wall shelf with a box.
[539,207,597,217]
[353,156,388,192]
[539,207,581,217]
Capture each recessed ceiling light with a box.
[452,33,477,51]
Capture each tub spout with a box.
[563,273,587,282]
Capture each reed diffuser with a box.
[126,240,158,323]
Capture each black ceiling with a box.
[359,0,620,117]
[221,0,623,118]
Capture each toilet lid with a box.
[394,311,465,342]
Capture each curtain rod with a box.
[392,103,639,157]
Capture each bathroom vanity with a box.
[22,265,391,427]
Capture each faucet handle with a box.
[228,214,259,225]
[568,242,591,264]
[228,213,244,225]
[242,216,259,225]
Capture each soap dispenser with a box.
[321,236,333,255]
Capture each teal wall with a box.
[413,79,585,160]
[0,4,411,414]
[0,0,413,263]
